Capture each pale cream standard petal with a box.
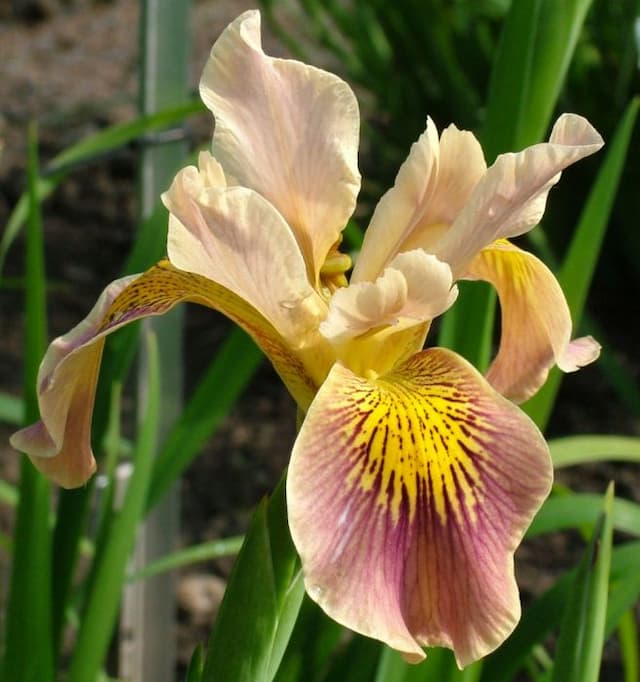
[200,10,361,282]
[435,114,604,276]
[163,160,326,346]
[466,240,601,402]
[322,250,457,343]
[353,120,486,283]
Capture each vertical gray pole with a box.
[120,1,190,680]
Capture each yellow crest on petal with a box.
[343,354,486,526]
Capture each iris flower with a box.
[11,10,603,666]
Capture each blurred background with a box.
[0,0,638,677]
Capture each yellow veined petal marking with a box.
[476,239,532,295]
[343,353,492,526]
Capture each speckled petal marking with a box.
[99,260,323,409]
[287,348,552,666]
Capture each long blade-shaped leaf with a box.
[528,492,640,538]
[185,645,204,682]
[482,0,594,160]
[552,484,614,682]
[550,434,640,468]
[66,329,161,682]
[1,123,54,682]
[201,477,305,682]
[273,596,344,682]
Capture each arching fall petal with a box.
[10,275,136,487]
[200,10,361,283]
[466,240,601,402]
[11,261,326,488]
[353,119,486,283]
[435,114,604,276]
[288,349,552,667]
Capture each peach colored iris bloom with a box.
[11,10,603,667]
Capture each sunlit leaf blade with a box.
[0,100,203,275]
[186,645,204,682]
[550,435,640,467]
[66,329,161,682]
[51,487,94,656]
[1,123,55,682]
[375,647,442,681]
[273,596,344,682]
[562,98,639,324]
[528,492,640,538]
[617,610,639,682]
[0,393,23,425]
[605,559,640,639]
[525,97,640,429]
[482,0,594,160]
[202,498,277,681]
[127,535,244,582]
[265,476,307,680]
[201,477,304,682]
[146,327,263,511]
[551,484,614,682]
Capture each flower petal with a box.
[287,349,552,667]
[163,153,326,345]
[466,240,601,402]
[10,261,326,487]
[200,10,361,281]
[321,250,456,342]
[435,114,604,275]
[353,119,486,283]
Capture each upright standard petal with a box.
[200,10,361,282]
[353,120,486,283]
[288,349,552,667]
[164,156,326,346]
[11,261,325,487]
[435,114,603,276]
[466,240,601,402]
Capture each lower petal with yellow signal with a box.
[287,348,552,667]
